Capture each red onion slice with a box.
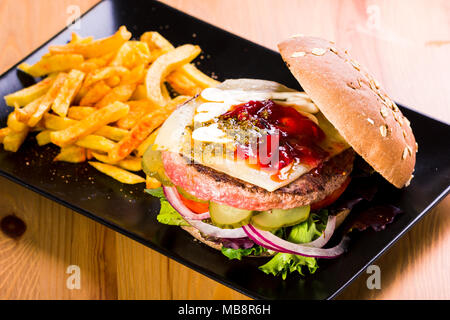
[185,219,248,238]
[242,225,284,252]
[163,186,210,220]
[243,223,349,258]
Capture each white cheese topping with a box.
[191,123,233,144]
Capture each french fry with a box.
[140,31,219,89]
[140,31,174,62]
[75,135,116,153]
[131,84,147,100]
[111,41,151,69]
[69,32,94,45]
[0,127,12,143]
[167,70,202,96]
[77,52,115,73]
[50,101,129,147]
[44,113,128,141]
[44,113,78,130]
[3,128,29,152]
[79,81,111,106]
[108,96,188,162]
[178,63,220,89]
[52,69,85,117]
[120,64,146,85]
[84,66,129,88]
[105,75,121,87]
[86,149,94,160]
[145,44,201,106]
[49,26,132,58]
[136,127,160,157]
[95,83,136,108]
[36,130,52,146]
[67,106,96,120]
[146,175,162,189]
[91,152,142,171]
[14,96,45,122]
[54,145,86,163]
[116,100,158,130]
[4,74,56,107]
[113,157,142,172]
[27,72,68,127]
[7,110,28,132]
[18,54,84,77]
[88,161,145,184]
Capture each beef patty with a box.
[162,149,354,211]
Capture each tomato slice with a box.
[310,176,352,211]
[178,192,209,214]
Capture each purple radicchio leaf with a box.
[347,205,403,232]
[220,237,254,250]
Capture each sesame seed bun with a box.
[278,36,416,188]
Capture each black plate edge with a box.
[330,186,449,300]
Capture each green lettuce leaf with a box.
[258,252,318,280]
[221,245,267,260]
[259,210,328,279]
[145,188,189,226]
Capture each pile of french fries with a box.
[0,26,219,188]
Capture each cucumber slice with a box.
[251,206,310,231]
[209,202,253,229]
[142,146,173,186]
[176,186,208,204]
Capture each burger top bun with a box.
[278,36,416,188]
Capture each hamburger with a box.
[143,36,417,278]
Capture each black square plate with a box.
[0,0,449,300]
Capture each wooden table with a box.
[0,0,448,300]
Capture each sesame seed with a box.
[330,47,338,54]
[312,48,327,56]
[357,78,364,88]
[380,125,388,137]
[403,130,407,138]
[402,147,409,160]
[405,174,414,187]
[291,51,306,58]
[415,142,419,152]
[351,60,361,70]
[374,79,381,89]
[380,106,389,118]
[290,33,304,38]
[367,118,374,125]
[407,145,413,156]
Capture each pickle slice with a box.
[250,206,310,231]
[176,186,208,204]
[209,202,253,229]
[142,146,173,186]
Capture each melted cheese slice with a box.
[155,83,350,192]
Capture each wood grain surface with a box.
[0,0,449,300]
